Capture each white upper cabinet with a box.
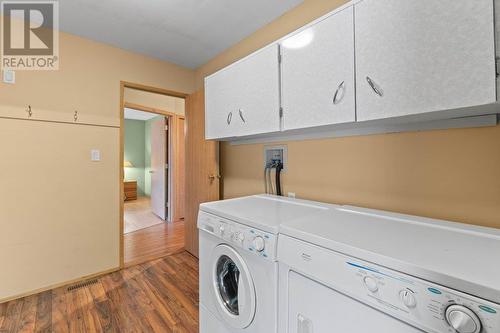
[355,0,497,122]
[205,0,498,141]
[281,6,355,130]
[205,44,281,139]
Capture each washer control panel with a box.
[197,211,276,260]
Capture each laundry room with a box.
[0,0,499,332]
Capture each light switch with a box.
[3,70,15,84]
[91,149,101,161]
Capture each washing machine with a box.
[198,194,334,333]
[277,205,500,333]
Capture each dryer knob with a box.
[445,305,481,333]
[363,276,378,293]
[400,289,417,308]
[253,236,265,252]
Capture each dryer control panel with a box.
[198,211,277,261]
[278,235,500,333]
[346,261,499,333]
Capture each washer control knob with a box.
[445,305,481,333]
[253,236,265,252]
[237,232,245,242]
[363,276,378,293]
[400,289,417,308]
[219,225,225,235]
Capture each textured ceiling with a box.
[59,0,303,68]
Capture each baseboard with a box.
[0,266,120,304]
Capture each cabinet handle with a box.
[227,111,233,125]
[366,76,384,97]
[297,314,313,333]
[332,81,345,105]
[238,109,246,123]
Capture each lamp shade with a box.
[124,160,133,167]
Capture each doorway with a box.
[124,109,169,232]
[120,82,187,267]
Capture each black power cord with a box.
[275,162,283,196]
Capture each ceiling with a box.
[59,0,303,69]
[124,108,159,121]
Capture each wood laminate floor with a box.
[124,221,185,267]
[124,197,164,234]
[0,252,199,333]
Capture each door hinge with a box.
[496,57,499,78]
[165,125,169,130]
[278,53,282,63]
[279,107,283,118]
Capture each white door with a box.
[355,0,496,122]
[205,44,281,139]
[211,244,256,329]
[288,271,424,333]
[281,6,355,130]
[150,117,166,220]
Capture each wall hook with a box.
[26,105,32,118]
[74,110,78,122]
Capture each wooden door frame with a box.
[119,81,188,268]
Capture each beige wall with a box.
[0,119,119,301]
[1,31,194,120]
[124,88,186,116]
[196,0,500,229]
[0,30,195,301]
[220,127,500,229]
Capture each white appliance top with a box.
[279,205,500,304]
[199,194,334,234]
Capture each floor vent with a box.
[67,279,99,292]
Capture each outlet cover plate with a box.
[264,145,287,171]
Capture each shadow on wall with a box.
[220,125,500,229]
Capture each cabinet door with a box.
[205,44,280,139]
[234,44,281,137]
[355,0,496,122]
[282,6,355,130]
[205,66,240,140]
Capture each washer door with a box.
[212,244,256,329]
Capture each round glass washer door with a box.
[212,244,256,329]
